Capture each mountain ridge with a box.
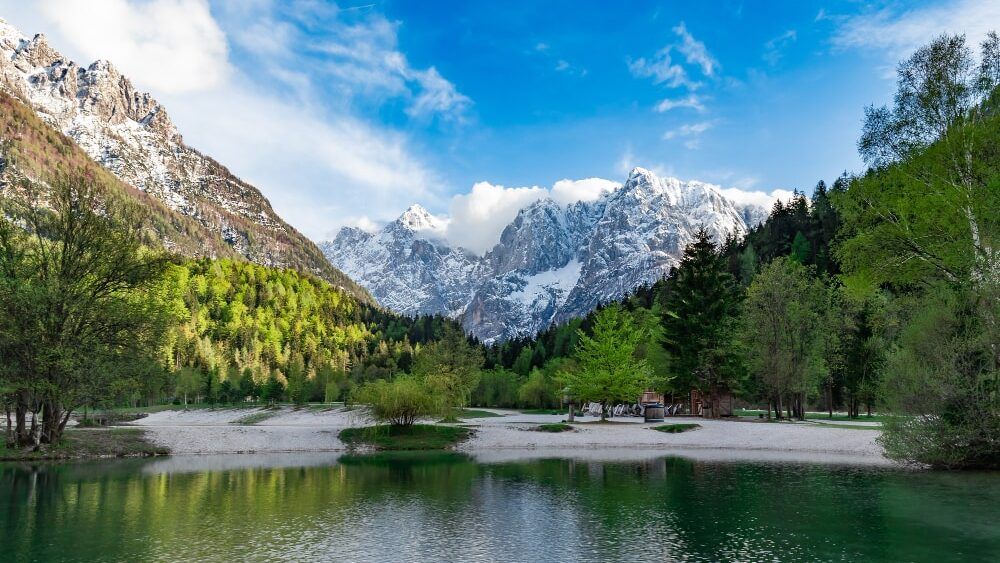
[323,167,769,342]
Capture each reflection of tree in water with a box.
[2,456,998,561]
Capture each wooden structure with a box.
[690,389,734,418]
[639,390,664,405]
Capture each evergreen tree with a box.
[662,229,743,417]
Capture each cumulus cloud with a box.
[33,0,230,93]
[718,187,798,209]
[445,182,549,254]
[550,178,619,205]
[831,0,1000,63]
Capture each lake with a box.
[2,451,998,562]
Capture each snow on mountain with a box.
[0,18,367,299]
[323,167,771,343]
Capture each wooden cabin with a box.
[690,389,734,418]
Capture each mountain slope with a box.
[324,168,767,342]
[0,89,239,258]
[0,18,370,302]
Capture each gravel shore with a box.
[129,406,887,464]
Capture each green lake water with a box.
[2,451,998,562]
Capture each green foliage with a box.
[790,231,810,264]
[412,325,484,411]
[472,368,522,408]
[876,285,998,468]
[840,32,1000,467]
[517,368,559,409]
[351,376,441,426]
[558,304,654,419]
[741,258,830,418]
[338,424,470,450]
[0,172,172,446]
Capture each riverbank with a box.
[120,405,888,464]
[0,427,168,461]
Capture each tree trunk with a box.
[4,403,12,446]
[775,394,782,420]
[827,383,833,419]
[15,391,30,447]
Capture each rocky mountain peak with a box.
[325,167,771,343]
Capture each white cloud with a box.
[654,93,706,112]
[34,0,230,93]
[550,178,619,204]
[628,48,695,89]
[663,120,714,140]
[719,187,797,209]
[629,22,718,113]
[831,0,1000,63]
[446,182,549,254]
[345,216,380,233]
[672,22,718,76]
[763,30,797,66]
[405,66,471,120]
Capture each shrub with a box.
[535,423,573,432]
[652,423,701,433]
[352,376,442,426]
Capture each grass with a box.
[805,422,882,430]
[651,423,701,433]
[520,408,564,415]
[535,423,574,433]
[339,424,472,451]
[230,409,280,425]
[734,409,892,423]
[0,428,168,461]
[460,409,503,419]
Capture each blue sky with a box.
[1,0,997,249]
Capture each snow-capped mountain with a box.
[323,167,768,343]
[0,18,367,300]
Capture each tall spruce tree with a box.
[662,229,743,417]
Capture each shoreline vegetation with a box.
[0,427,167,461]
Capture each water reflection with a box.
[2,452,997,562]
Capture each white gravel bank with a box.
[128,407,885,461]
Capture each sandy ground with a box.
[128,406,888,464]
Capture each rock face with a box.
[0,19,368,301]
[324,167,768,343]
